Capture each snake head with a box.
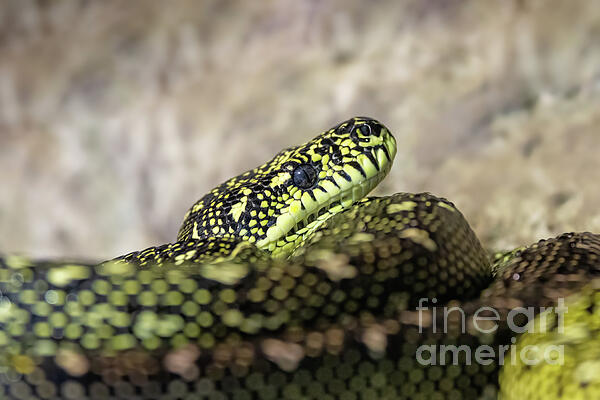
[178,117,397,256]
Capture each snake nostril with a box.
[363,121,383,137]
[341,122,355,135]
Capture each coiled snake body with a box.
[0,118,598,399]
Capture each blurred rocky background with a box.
[1,0,599,260]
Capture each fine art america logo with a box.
[414,298,567,366]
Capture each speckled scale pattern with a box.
[352,232,600,400]
[115,237,271,268]
[452,232,600,399]
[482,231,600,307]
[3,216,600,399]
[0,193,494,400]
[292,192,493,304]
[176,117,397,256]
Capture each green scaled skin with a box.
[0,193,492,400]
[499,281,600,400]
[291,192,492,303]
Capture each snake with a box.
[0,117,598,400]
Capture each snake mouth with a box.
[258,136,397,255]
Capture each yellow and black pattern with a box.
[177,117,397,257]
[3,199,599,400]
[115,237,270,268]
[0,193,495,400]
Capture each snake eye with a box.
[292,164,317,189]
[359,124,372,136]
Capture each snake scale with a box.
[1,117,599,399]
